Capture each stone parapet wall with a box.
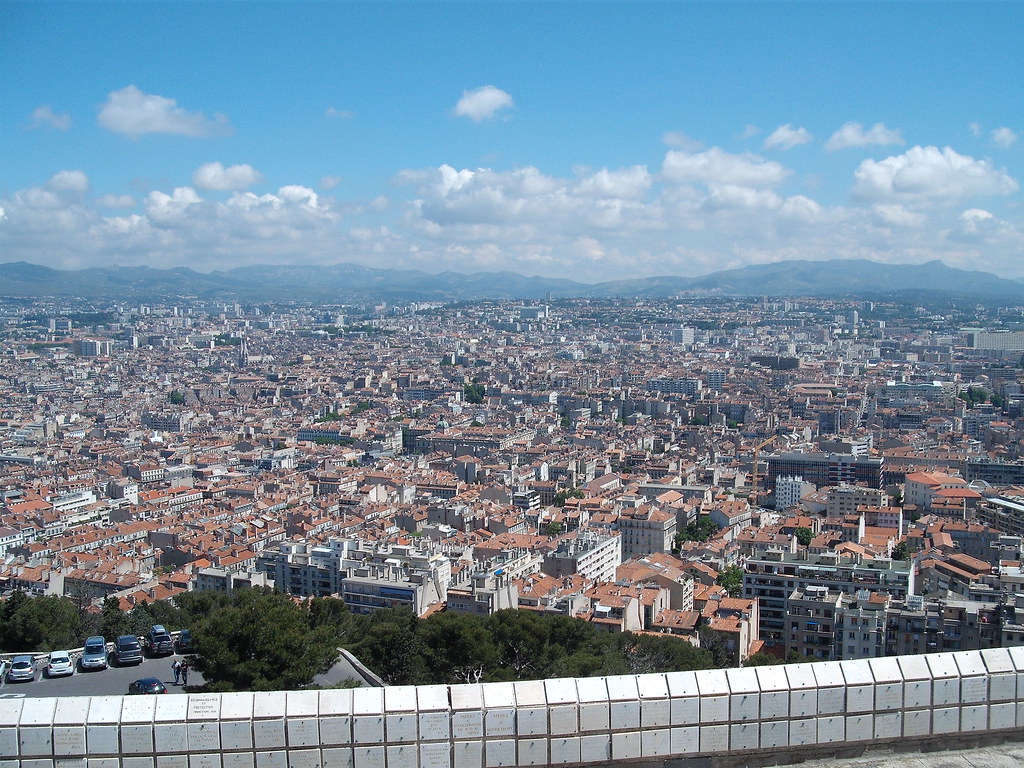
[2,647,1023,768]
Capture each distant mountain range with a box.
[2,259,1022,303]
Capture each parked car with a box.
[128,677,167,695]
[145,624,174,656]
[46,650,74,678]
[115,634,144,665]
[80,636,109,670]
[176,628,194,654]
[6,655,36,683]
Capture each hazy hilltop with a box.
[2,258,1022,302]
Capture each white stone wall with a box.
[2,647,1023,768]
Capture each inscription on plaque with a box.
[817,688,844,714]
[53,726,86,756]
[961,677,987,703]
[419,711,450,739]
[875,685,902,710]
[87,724,119,754]
[220,721,253,750]
[188,721,221,751]
[420,742,451,768]
[450,711,482,740]
[484,709,514,737]
[221,753,254,768]
[253,719,286,750]
[287,748,322,768]
[156,755,189,768]
[287,718,319,747]
[319,716,352,745]
[121,724,155,753]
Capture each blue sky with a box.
[2,1,1021,282]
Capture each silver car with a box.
[6,655,36,683]
[80,636,109,670]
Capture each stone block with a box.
[386,745,416,768]
[577,703,609,732]
[845,714,873,742]
[187,721,220,752]
[931,707,960,734]
[548,705,577,736]
[54,760,87,768]
[154,724,188,754]
[609,700,640,729]
[579,735,610,763]
[53,726,86,756]
[960,675,988,704]
[544,679,577,706]
[220,754,254,768]
[86,697,122,725]
[548,737,580,765]
[188,696,221,722]
[641,728,670,757]
[419,711,450,740]
[484,709,515,737]
[605,675,639,702]
[483,683,516,710]
[122,697,157,725]
[790,718,816,746]
[385,686,418,713]
[698,695,728,724]
[989,702,1016,730]
[451,711,483,740]
[873,712,901,740]
[513,681,547,708]
[874,681,903,712]
[729,722,759,751]
[816,687,844,715]
[253,693,286,720]
[352,746,385,768]
[960,704,988,732]
[0,698,26,731]
[760,720,788,749]
[516,708,547,736]
[817,715,844,743]
[789,689,818,718]
[385,713,418,743]
[845,685,874,713]
[220,720,253,751]
[255,753,287,768]
[484,739,515,768]
[418,685,450,713]
[19,727,54,757]
[20,761,54,768]
[516,738,547,766]
[220,693,254,722]
[286,690,320,718]
[155,756,188,768]
[903,709,931,738]
[252,719,286,750]
[903,678,932,709]
[351,715,385,745]
[20,698,57,726]
[288,717,320,747]
[121,724,155,754]
[351,689,384,717]
[669,696,698,727]
[318,690,352,718]
[321,748,353,768]
[698,724,728,753]
[86,725,118,755]
[449,685,483,712]
[154,697,189,724]
[453,740,482,768]
[87,760,119,768]
[52,698,85,727]
[187,755,221,768]
[670,726,698,755]
[730,692,759,722]
[122,758,153,768]
[319,716,352,746]
[932,677,961,707]
[419,741,451,768]
[640,698,670,728]
[988,673,1016,702]
[610,732,640,761]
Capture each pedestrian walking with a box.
[181,659,189,686]
[172,659,181,685]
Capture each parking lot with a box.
[0,652,203,699]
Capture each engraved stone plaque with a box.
[286,691,319,717]
[609,700,639,729]
[961,677,987,703]
[319,716,351,745]
[729,694,758,722]
[484,739,514,768]
[790,718,816,745]
[220,694,253,722]
[579,735,610,763]
[640,699,670,728]
[450,711,482,740]
[386,745,416,768]
[903,709,930,737]
[122,758,154,768]
[549,737,580,765]
[453,741,481,768]
[818,716,845,743]
[517,737,547,766]
[845,685,873,713]
[155,724,188,755]
[932,679,960,706]
[187,754,221,768]
[86,725,119,755]
[960,704,987,731]
[874,684,903,711]
[757,690,788,718]
[874,712,901,740]
[641,728,670,757]
[611,732,640,761]
[789,689,818,717]
[730,723,759,751]
[287,718,320,747]
[484,709,514,737]
[698,724,728,753]
[577,703,609,732]
[287,748,322,768]
[989,702,1015,730]
[53,726,86,756]
[845,714,873,741]
[903,680,931,709]
[88,759,121,768]
[548,706,577,736]
[155,755,188,768]
[54,759,87,768]
[761,720,788,748]
[254,752,287,768]
[220,720,253,751]
[120,724,154,754]
[321,748,353,768]
[418,711,450,740]
[122,697,157,724]
[419,741,450,768]
[188,697,221,721]
[187,721,221,751]
[253,719,286,750]
[698,696,728,724]
[220,754,254,768]
[516,708,546,736]
[385,713,417,743]
[19,727,54,757]
[670,697,698,726]
[352,716,384,745]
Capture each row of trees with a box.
[0,589,721,691]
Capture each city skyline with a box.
[1,1,1022,281]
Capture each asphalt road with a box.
[0,650,369,699]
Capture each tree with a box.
[552,488,584,507]
[350,608,427,685]
[892,541,910,561]
[419,611,496,684]
[744,652,785,667]
[543,520,563,536]
[794,527,814,547]
[0,594,82,652]
[716,565,744,597]
[463,381,486,404]
[169,389,185,405]
[675,516,719,546]
[190,588,339,691]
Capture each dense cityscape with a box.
[3,289,1024,681]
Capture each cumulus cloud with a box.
[764,124,813,151]
[662,131,703,151]
[853,145,1019,204]
[992,127,1019,149]
[661,147,790,188]
[48,170,89,193]
[453,85,514,122]
[96,194,137,208]
[192,162,264,191]
[29,105,71,131]
[98,85,229,138]
[826,121,904,151]
[871,204,927,228]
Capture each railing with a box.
[1,647,1022,767]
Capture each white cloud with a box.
[453,85,514,122]
[48,170,89,193]
[870,204,927,228]
[325,107,354,120]
[739,125,761,139]
[826,121,904,151]
[969,122,983,138]
[853,145,1019,204]
[992,127,1019,149]
[764,124,813,151]
[192,162,264,191]
[29,105,71,131]
[662,131,703,151]
[96,194,137,208]
[320,175,343,190]
[98,85,229,138]
[661,147,790,188]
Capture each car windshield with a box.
[12,660,32,669]
[85,641,104,652]
[50,654,70,662]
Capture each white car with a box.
[46,650,74,678]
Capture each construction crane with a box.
[749,435,780,504]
